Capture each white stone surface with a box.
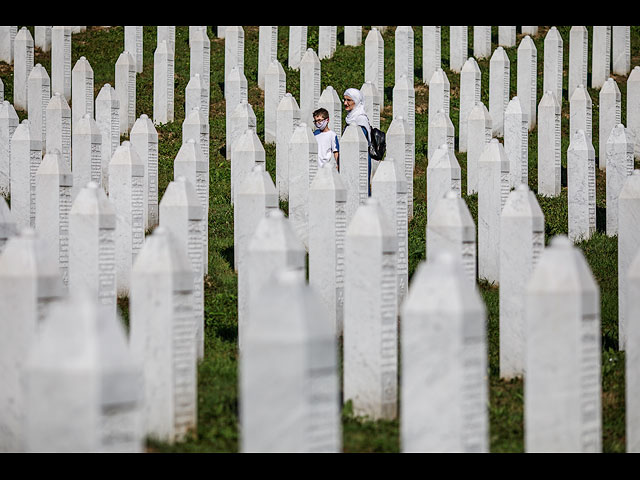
[288,26,307,71]
[45,92,71,171]
[498,26,516,47]
[401,254,488,453]
[340,123,370,229]
[299,48,321,127]
[240,268,340,453]
[276,93,300,201]
[10,120,42,230]
[612,26,631,76]
[124,26,143,73]
[27,64,50,145]
[13,27,34,112]
[459,57,481,153]
[543,27,563,107]
[159,177,206,360]
[309,161,347,335]
[108,142,145,296]
[95,84,119,194]
[627,242,640,452]
[386,116,413,219]
[449,26,467,74]
[0,196,17,253]
[153,40,175,125]
[524,236,601,453]
[71,114,102,201]
[71,56,94,127]
[619,171,640,354]
[130,114,159,230]
[591,26,611,90]
[288,123,317,249]
[51,26,71,102]
[345,26,362,46]
[428,67,450,119]
[427,143,461,222]
[319,85,343,138]
[343,198,398,421]
[130,227,197,443]
[606,124,635,237]
[69,182,117,321]
[629,67,640,160]
[426,190,477,288]
[504,96,528,188]
[478,139,510,284]
[225,66,248,160]
[0,101,18,196]
[0,229,65,452]
[489,47,510,137]
[372,156,409,305]
[567,129,596,243]
[537,91,562,197]
[428,109,454,161]
[422,26,441,83]
[466,101,492,195]
[365,28,385,109]
[517,35,537,130]
[599,78,622,170]
[264,60,285,144]
[568,26,588,100]
[115,51,136,135]
[258,26,278,90]
[499,184,544,380]
[569,84,592,143]
[319,26,337,60]
[473,26,491,60]
[395,26,414,81]
[240,209,306,350]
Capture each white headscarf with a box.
[344,88,371,137]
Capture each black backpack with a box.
[368,127,386,161]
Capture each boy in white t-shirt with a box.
[312,108,340,170]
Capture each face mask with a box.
[314,119,329,131]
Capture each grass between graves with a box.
[1,25,632,453]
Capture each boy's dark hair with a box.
[312,108,329,119]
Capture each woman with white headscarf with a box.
[343,87,373,195]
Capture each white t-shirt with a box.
[313,129,339,167]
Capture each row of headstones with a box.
[0,25,214,451]
[0,172,206,452]
[232,128,640,452]
[229,26,640,452]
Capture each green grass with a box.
[0,25,631,453]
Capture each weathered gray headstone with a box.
[341,123,370,228]
[299,48,321,127]
[386,115,413,219]
[34,26,51,53]
[258,26,278,90]
[345,26,362,47]
[0,26,17,64]
[427,143,461,221]
[473,26,491,60]
[395,26,414,81]
[231,128,265,207]
[428,109,454,162]
[498,26,516,47]
[365,28,384,109]
[288,26,307,71]
[225,66,248,160]
[612,26,631,76]
[319,26,337,60]
[428,67,450,119]
[570,84,592,143]
[124,26,143,73]
[224,26,244,97]
[288,123,317,249]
